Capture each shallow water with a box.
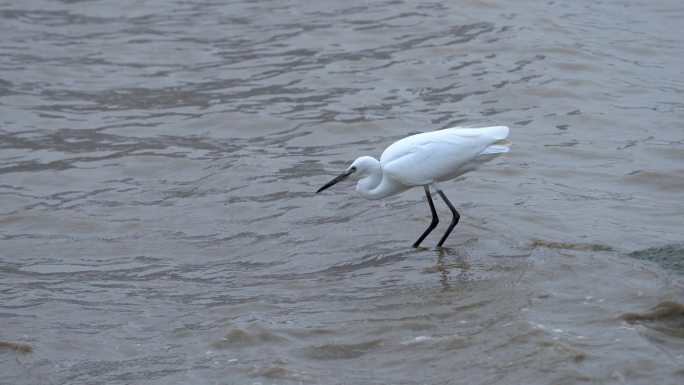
[1,0,684,384]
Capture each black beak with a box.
[316,170,352,193]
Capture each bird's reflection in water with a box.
[423,247,471,290]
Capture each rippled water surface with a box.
[2,0,684,384]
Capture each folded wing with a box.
[381,126,510,186]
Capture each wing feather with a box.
[381,126,509,186]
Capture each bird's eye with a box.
[350,166,357,172]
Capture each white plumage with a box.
[317,126,511,247]
[381,125,510,187]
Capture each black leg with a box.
[413,186,439,247]
[436,189,460,247]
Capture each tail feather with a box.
[479,139,512,155]
[486,126,510,140]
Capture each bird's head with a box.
[316,156,375,193]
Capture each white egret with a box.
[316,126,511,247]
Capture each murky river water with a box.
[2,0,684,384]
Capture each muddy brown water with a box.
[1,0,683,384]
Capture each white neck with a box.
[355,158,405,200]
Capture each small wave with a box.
[256,366,310,382]
[531,239,613,251]
[212,323,286,349]
[622,300,684,339]
[300,339,383,360]
[0,340,32,354]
